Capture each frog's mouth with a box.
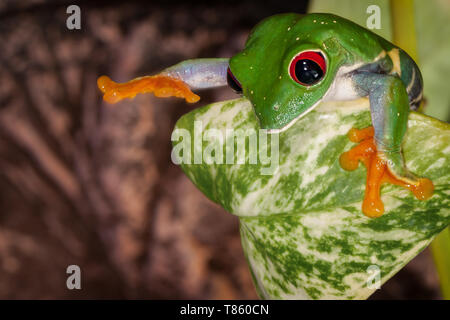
[262,63,363,134]
[260,98,324,134]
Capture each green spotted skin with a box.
[173,97,450,299]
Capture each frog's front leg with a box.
[340,72,434,217]
[98,58,229,104]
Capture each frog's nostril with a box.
[227,67,242,93]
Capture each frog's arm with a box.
[161,58,229,89]
[352,71,409,155]
[340,70,433,217]
[98,58,229,104]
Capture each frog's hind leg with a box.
[340,72,434,217]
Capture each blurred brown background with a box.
[0,0,442,299]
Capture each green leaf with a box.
[172,97,450,299]
[430,227,450,299]
[415,0,450,122]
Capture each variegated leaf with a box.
[172,97,450,299]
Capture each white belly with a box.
[323,66,363,102]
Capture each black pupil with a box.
[227,68,242,93]
[295,59,323,85]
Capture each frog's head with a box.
[229,13,347,132]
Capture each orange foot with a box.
[339,126,434,218]
[97,75,200,104]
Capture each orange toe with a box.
[411,178,434,200]
[363,153,386,218]
[340,138,376,171]
[347,126,375,143]
[339,152,359,171]
[362,195,385,218]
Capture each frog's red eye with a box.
[289,51,326,86]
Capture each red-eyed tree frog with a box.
[98,13,434,218]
